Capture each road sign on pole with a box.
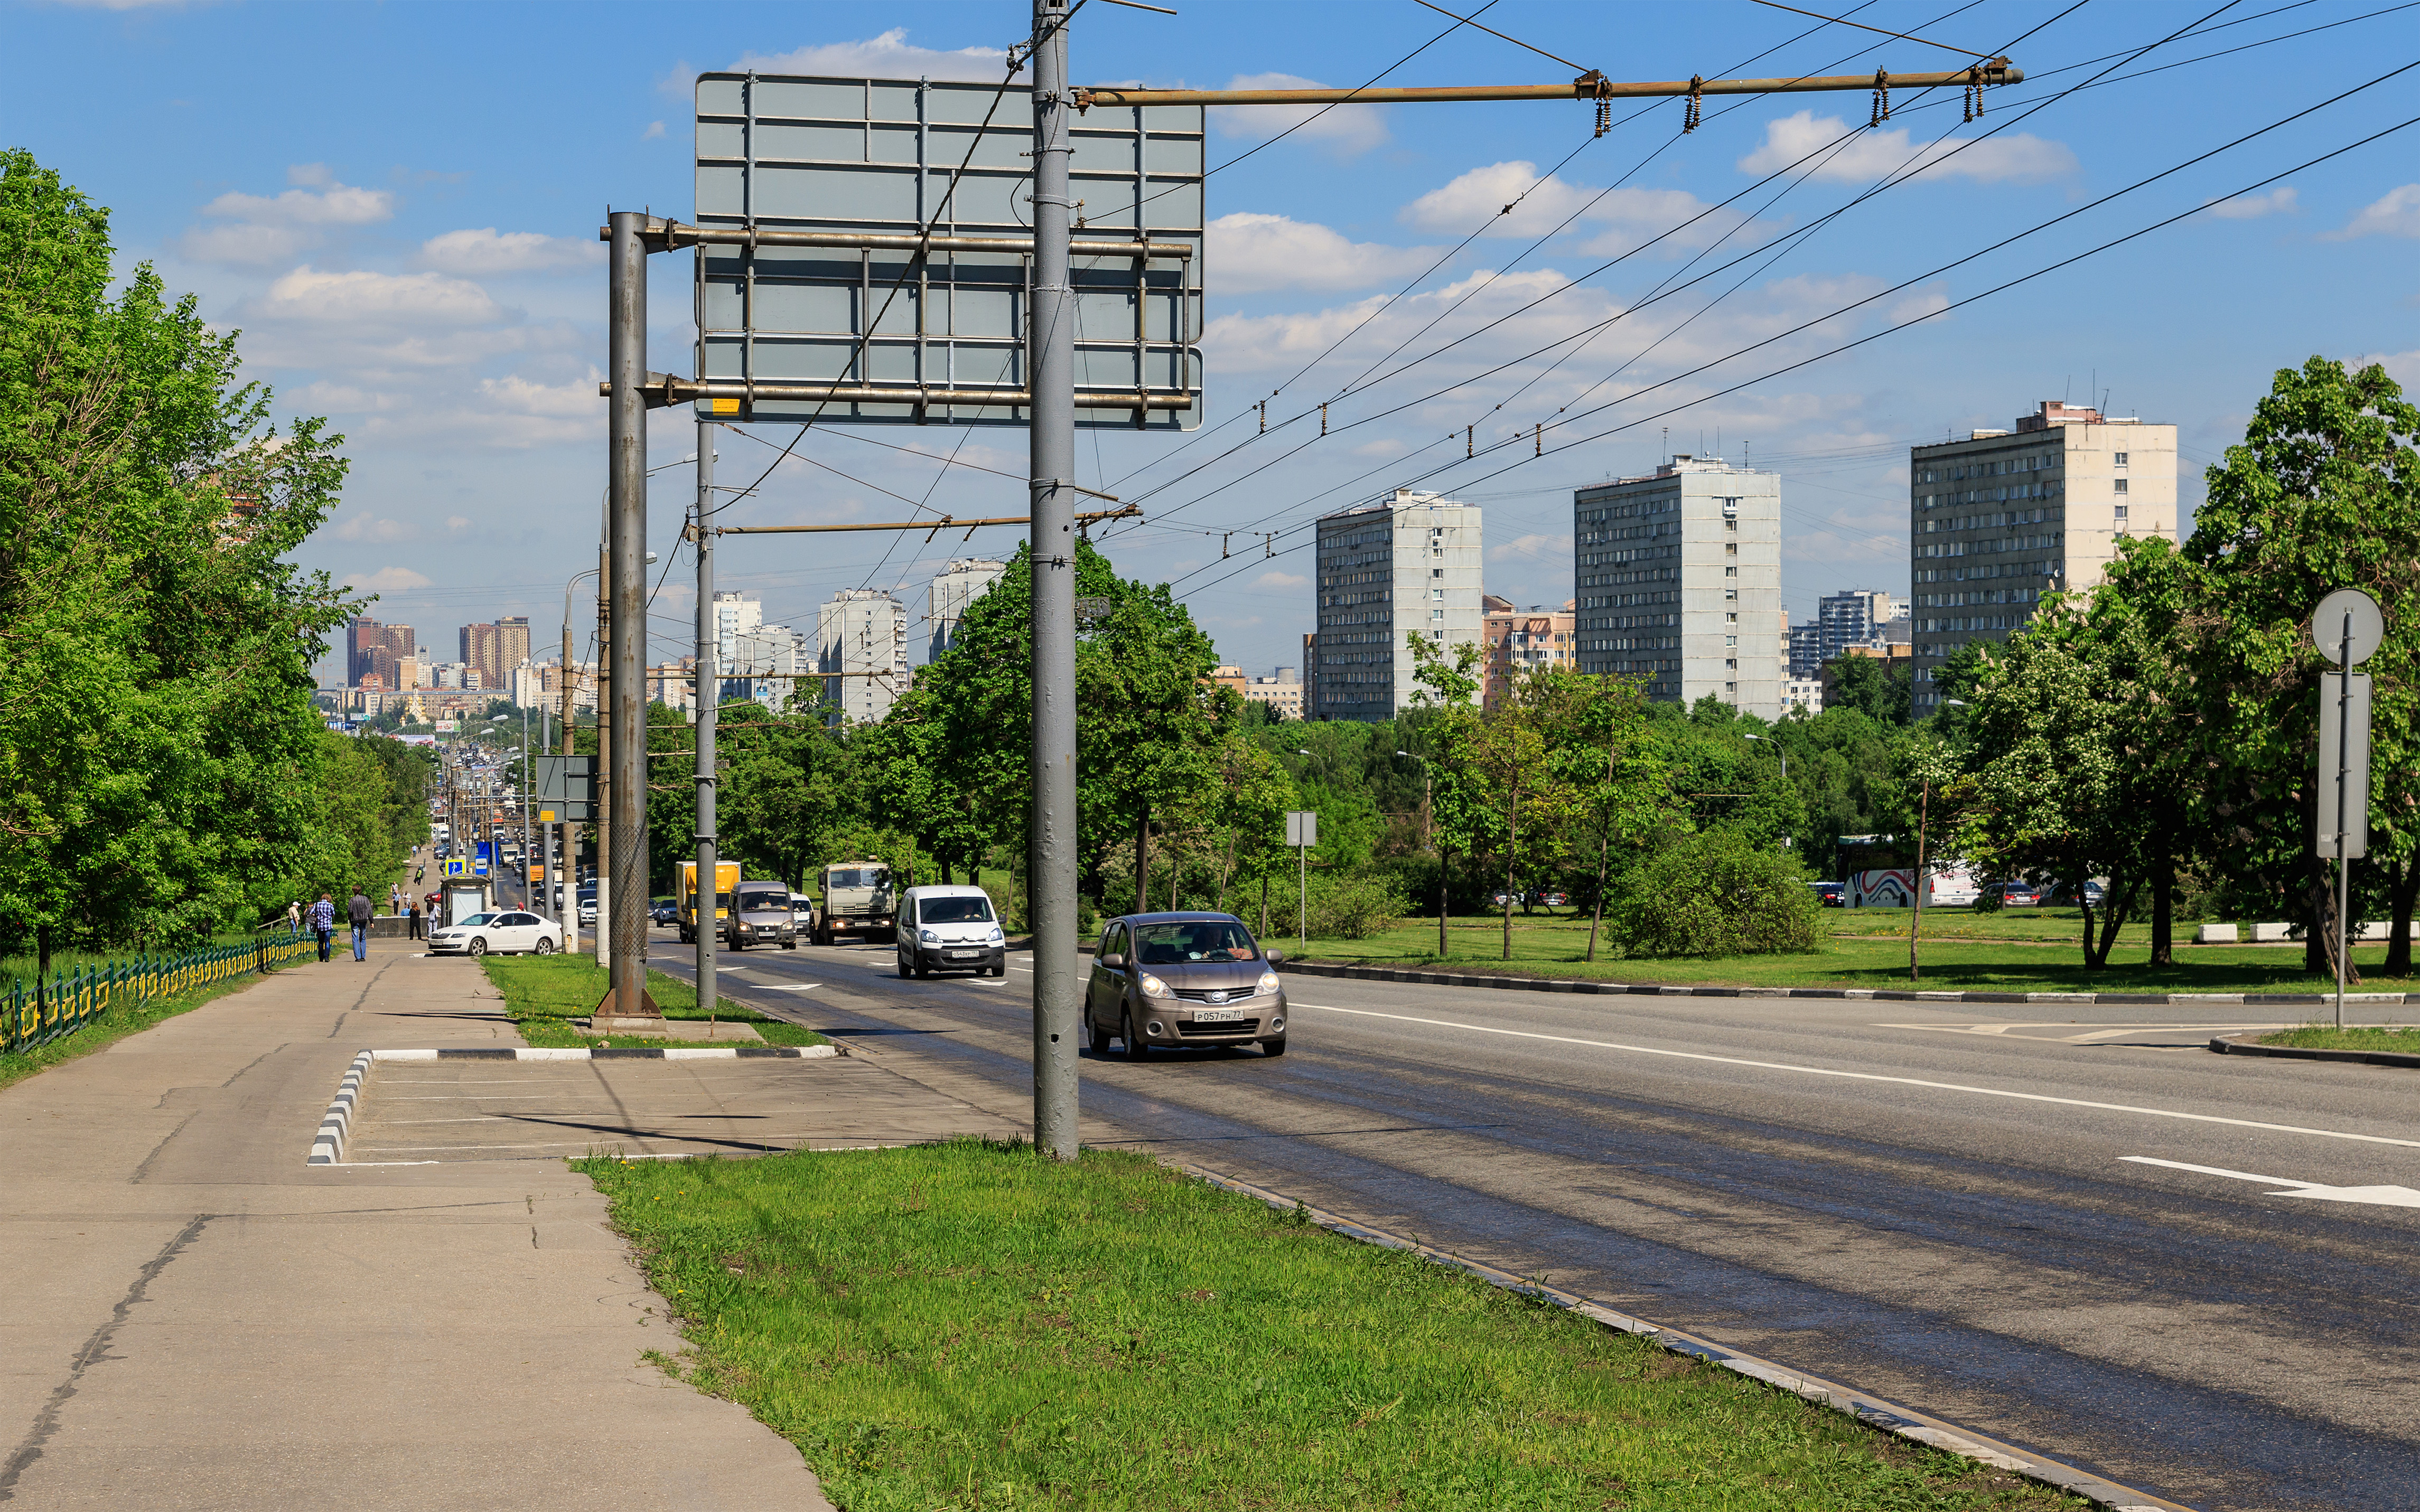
[2313,587,2381,1029]
[1286,810,1318,945]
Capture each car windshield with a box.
[920,897,994,925]
[737,889,786,912]
[1133,921,1257,965]
[828,868,889,889]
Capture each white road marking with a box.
[1294,1002,2420,1150]
[743,984,822,991]
[1877,1021,2288,1042]
[2121,1156,2420,1208]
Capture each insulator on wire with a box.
[1466,426,1474,459]
[1595,96,1611,137]
[1535,424,1542,457]
[1320,403,1328,436]
[1870,69,1890,128]
[1683,76,1703,134]
[1257,399,1266,435]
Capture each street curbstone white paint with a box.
[306,1049,376,1166]
[366,1044,839,1063]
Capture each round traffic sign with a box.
[2313,587,2385,666]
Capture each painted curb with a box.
[370,1044,842,1062]
[1285,958,2404,1009]
[2209,1031,2420,1068]
[306,1049,375,1166]
[1177,1161,2183,1512]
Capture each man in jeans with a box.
[348,887,373,962]
[309,894,336,961]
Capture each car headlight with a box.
[1257,971,1282,995]
[920,929,939,943]
[1138,972,1171,999]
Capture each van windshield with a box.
[736,888,787,912]
[920,897,994,925]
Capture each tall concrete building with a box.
[1309,489,1483,721]
[1574,454,1781,717]
[929,558,1007,660]
[1910,401,2178,715]
[347,617,415,687]
[712,591,762,663]
[819,588,910,725]
[456,617,529,694]
[1815,590,1901,665]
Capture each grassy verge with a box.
[479,953,828,1050]
[582,1141,2080,1511]
[2258,1024,2420,1053]
[0,942,317,1094]
[1290,915,2418,996]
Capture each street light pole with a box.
[695,417,719,1023]
[605,209,651,1022]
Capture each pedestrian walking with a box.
[407,897,424,941]
[390,882,402,914]
[286,899,301,943]
[348,887,372,962]
[309,894,335,961]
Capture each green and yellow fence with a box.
[3,936,318,1055]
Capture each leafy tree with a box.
[1408,634,1488,956]
[1825,653,1911,725]
[1528,668,1680,961]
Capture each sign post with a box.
[2313,587,2382,1029]
[1286,810,1319,945]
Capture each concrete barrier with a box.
[2195,923,2238,944]
[2250,922,2296,942]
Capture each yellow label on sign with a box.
[705,397,739,415]
[539,809,556,822]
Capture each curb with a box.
[370,1045,843,1062]
[2209,1031,2420,1068]
[307,1049,375,1166]
[1179,1161,2182,1512]
[1284,958,2404,1009]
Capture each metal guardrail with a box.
[2,936,319,1055]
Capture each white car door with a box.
[498,912,539,951]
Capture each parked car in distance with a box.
[896,885,1006,978]
[1992,881,2044,907]
[2045,879,2106,906]
[1811,881,1845,907]
[1533,890,1570,909]
[429,910,563,957]
[724,881,797,951]
[1490,890,1518,907]
[1085,912,1287,1058]
[576,885,597,926]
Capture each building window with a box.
[2113,478,2128,495]
[2113,452,2128,467]
[2113,505,2128,520]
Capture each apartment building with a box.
[930,558,1008,659]
[347,617,416,688]
[1910,401,2178,715]
[1310,489,1483,720]
[818,588,911,725]
[1574,454,1782,718]
[1480,596,1577,712]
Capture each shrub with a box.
[1304,872,1404,940]
[1604,830,1820,958]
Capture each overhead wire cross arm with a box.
[1073,62,2020,110]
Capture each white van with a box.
[895,885,1006,979]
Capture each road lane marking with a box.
[2120,1156,2420,1208]
[1293,1002,2420,1150]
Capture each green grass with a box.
[1291,914,2416,996]
[2259,1023,2420,1053]
[581,1140,2080,1511]
[0,939,323,1093]
[479,953,828,1050]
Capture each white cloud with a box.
[2206,186,2297,220]
[1737,112,2076,185]
[1489,533,1571,564]
[342,566,434,593]
[332,514,418,543]
[2325,184,2420,241]
[419,228,603,275]
[180,222,317,267]
[1254,570,1309,590]
[1207,213,1437,294]
[201,177,394,227]
[643,121,666,141]
[735,29,1007,84]
[256,266,501,327]
[445,516,471,532]
[1211,73,1387,157]
[1400,162,1756,253]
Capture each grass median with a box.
[2259,1024,2420,1053]
[583,1139,2081,1511]
[1289,912,2420,996]
[479,953,828,1050]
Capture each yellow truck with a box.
[677,861,741,944]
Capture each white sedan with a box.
[430,910,563,957]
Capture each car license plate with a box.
[1192,1008,1245,1022]
[950,949,983,959]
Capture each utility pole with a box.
[604,209,653,1025]
[695,416,719,1021]
[1029,0,1080,1161]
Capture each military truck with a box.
[814,862,896,946]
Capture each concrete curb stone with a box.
[370,1045,842,1062]
[305,1048,375,1166]
[1282,957,2406,1009]
[2209,1030,2420,1068]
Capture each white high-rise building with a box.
[1909,401,2178,715]
[1574,454,1782,717]
[818,589,910,725]
[1309,490,1483,721]
[712,591,762,665]
[929,558,1007,660]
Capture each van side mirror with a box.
[1101,952,1125,969]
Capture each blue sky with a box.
[7,0,2416,684]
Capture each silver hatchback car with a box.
[1086,912,1288,1057]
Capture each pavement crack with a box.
[218,1046,283,1088]
[0,1213,210,1500]
[127,1113,198,1186]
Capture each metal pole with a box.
[594,541,611,969]
[696,416,718,1021]
[520,707,530,907]
[1298,842,1307,946]
[2337,612,2353,1030]
[608,209,650,1020]
[1029,0,1080,1160]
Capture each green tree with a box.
[1825,654,1911,725]
[1605,829,1819,958]
[1528,668,1679,961]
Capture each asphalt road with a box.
[639,928,2420,1512]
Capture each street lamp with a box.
[1397,749,1447,957]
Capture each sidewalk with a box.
[0,937,834,1511]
